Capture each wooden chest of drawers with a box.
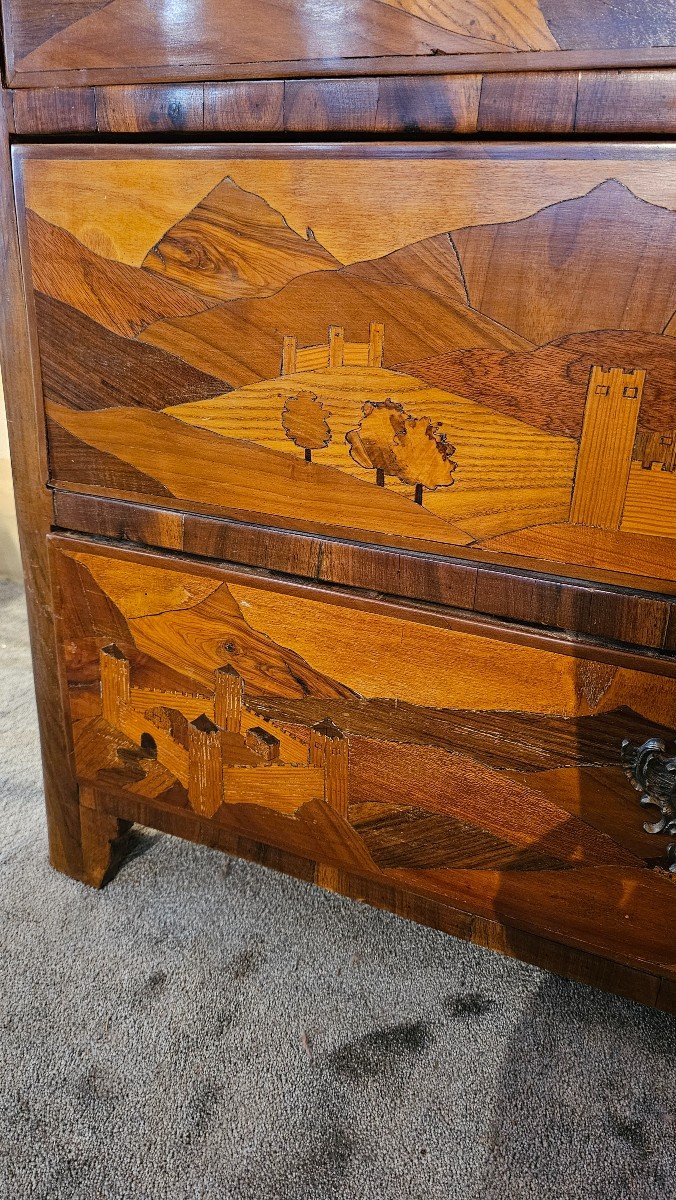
[1,0,674,1012]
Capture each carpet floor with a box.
[0,580,674,1199]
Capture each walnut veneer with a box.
[1,0,674,1012]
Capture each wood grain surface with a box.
[51,492,676,652]
[0,96,111,884]
[48,535,676,1001]
[8,70,676,135]
[15,144,676,593]
[2,0,675,86]
[3,0,676,1020]
[92,782,676,1012]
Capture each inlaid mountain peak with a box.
[451,180,676,343]
[142,175,340,303]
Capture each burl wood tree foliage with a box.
[281,391,332,462]
[347,400,456,504]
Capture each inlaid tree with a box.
[281,391,332,461]
[392,413,457,504]
[346,399,407,486]
[346,399,456,503]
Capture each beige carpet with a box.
[1,580,675,1199]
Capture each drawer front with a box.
[4,1,674,86]
[18,143,676,590]
[50,534,676,976]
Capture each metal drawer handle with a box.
[621,737,676,872]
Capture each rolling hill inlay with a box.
[22,161,676,585]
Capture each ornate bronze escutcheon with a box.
[622,737,676,872]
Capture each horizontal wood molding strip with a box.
[95,84,205,133]
[11,86,97,133]
[477,70,578,132]
[17,140,672,160]
[51,493,676,655]
[9,70,676,135]
[574,68,676,133]
[6,46,676,91]
[284,74,484,133]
